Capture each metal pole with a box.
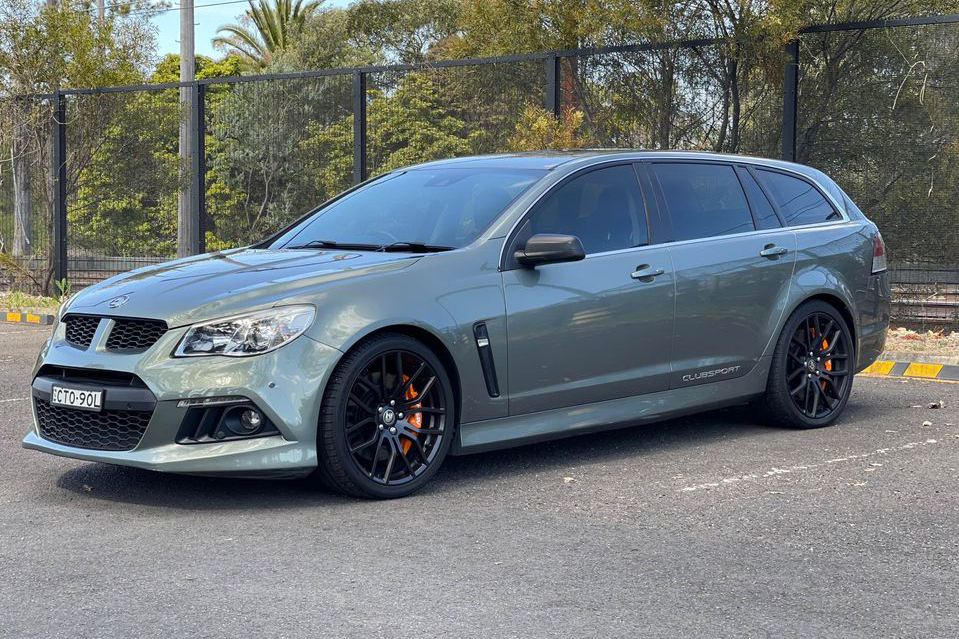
[177,0,196,257]
[191,82,205,254]
[352,71,367,185]
[96,0,104,20]
[545,54,561,117]
[781,39,799,162]
[52,93,67,285]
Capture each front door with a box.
[502,164,674,415]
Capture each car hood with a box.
[67,248,421,327]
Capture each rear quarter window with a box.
[756,169,842,227]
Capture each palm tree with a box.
[213,0,323,70]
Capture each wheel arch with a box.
[804,293,856,346]
[785,292,858,360]
[342,323,463,426]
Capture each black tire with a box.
[314,332,456,499]
[760,300,855,429]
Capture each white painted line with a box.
[0,397,29,403]
[679,438,946,493]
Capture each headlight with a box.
[174,305,315,357]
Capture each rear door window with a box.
[652,163,755,241]
[737,167,781,230]
[756,169,841,226]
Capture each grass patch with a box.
[0,291,62,314]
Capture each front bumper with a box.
[22,324,343,477]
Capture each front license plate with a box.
[50,386,103,412]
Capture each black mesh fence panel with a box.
[798,23,959,327]
[365,59,546,177]
[572,44,784,156]
[65,89,181,288]
[204,74,354,248]
[0,97,53,293]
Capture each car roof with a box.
[406,150,829,181]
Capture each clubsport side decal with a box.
[682,366,742,383]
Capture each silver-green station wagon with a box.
[23,151,890,498]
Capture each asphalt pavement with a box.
[1,323,957,638]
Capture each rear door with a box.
[502,163,674,415]
[646,161,797,388]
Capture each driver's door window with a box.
[525,164,648,255]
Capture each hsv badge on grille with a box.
[108,295,129,309]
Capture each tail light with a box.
[871,232,887,274]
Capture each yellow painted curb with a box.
[0,310,54,326]
[903,362,944,378]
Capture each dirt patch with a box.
[885,326,959,357]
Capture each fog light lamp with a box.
[236,409,263,434]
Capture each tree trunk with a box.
[12,99,33,257]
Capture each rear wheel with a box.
[761,300,854,429]
[315,333,455,499]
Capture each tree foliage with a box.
[213,0,324,70]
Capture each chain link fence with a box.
[2,16,958,328]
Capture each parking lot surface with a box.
[1,323,957,638]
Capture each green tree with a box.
[308,72,479,196]
[213,0,324,70]
[346,0,460,63]
[0,0,155,292]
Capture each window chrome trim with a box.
[497,153,851,271]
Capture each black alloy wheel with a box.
[316,333,455,498]
[762,300,854,429]
[785,311,851,419]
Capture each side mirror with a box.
[514,234,586,267]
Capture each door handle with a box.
[630,265,665,281]
[759,245,789,258]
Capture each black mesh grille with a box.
[64,315,100,349]
[34,398,151,451]
[105,318,168,351]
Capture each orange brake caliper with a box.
[820,338,832,390]
[402,375,422,454]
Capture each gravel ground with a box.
[1,324,958,638]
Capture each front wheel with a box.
[315,333,455,499]
[760,300,854,429]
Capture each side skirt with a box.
[452,356,771,455]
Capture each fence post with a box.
[781,39,799,162]
[352,71,367,185]
[191,82,206,254]
[545,54,561,117]
[52,91,67,286]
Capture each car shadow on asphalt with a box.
[52,403,787,510]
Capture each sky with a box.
[151,0,351,59]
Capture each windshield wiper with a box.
[376,242,456,253]
[284,239,381,251]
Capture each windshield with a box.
[268,167,546,250]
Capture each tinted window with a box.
[738,168,780,230]
[756,169,841,226]
[270,168,544,249]
[653,163,754,241]
[526,165,646,254]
